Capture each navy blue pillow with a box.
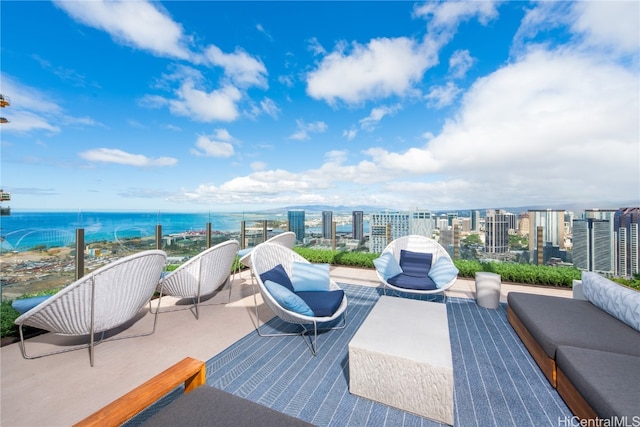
[399,250,433,278]
[387,273,438,290]
[260,264,294,292]
[296,290,345,317]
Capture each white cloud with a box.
[425,82,462,109]
[191,135,234,158]
[415,1,500,31]
[289,120,328,141]
[343,129,357,141]
[449,49,475,78]
[169,81,241,122]
[0,74,99,133]
[307,37,327,56]
[571,1,640,55]
[186,43,638,210]
[251,161,267,171]
[306,37,437,105]
[204,45,268,89]
[79,148,177,167]
[54,0,191,59]
[359,104,402,131]
[260,98,280,119]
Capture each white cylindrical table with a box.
[475,272,501,309]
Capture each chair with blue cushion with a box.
[374,235,458,302]
[236,231,296,284]
[250,242,348,355]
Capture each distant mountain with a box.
[260,201,638,216]
[260,205,389,214]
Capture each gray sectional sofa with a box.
[507,272,640,421]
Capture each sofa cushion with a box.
[296,290,345,317]
[399,250,432,278]
[260,264,294,292]
[507,292,640,358]
[264,280,314,316]
[387,273,438,291]
[141,385,313,427]
[291,262,330,292]
[427,257,459,288]
[373,251,403,280]
[582,272,640,332]
[556,346,640,419]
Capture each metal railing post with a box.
[156,225,162,250]
[75,228,85,280]
[206,222,212,248]
[262,220,268,243]
[241,221,246,249]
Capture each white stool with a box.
[475,272,501,309]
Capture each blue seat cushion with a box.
[399,250,432,278]
[297,290,345,317]
[264,280,314,316]
[260,264,294,292]
[237,247,253,258]
[387,273,438,291]
[12,295,52,314]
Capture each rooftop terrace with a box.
[0,267,572,427]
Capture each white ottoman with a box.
[475,272,501,309]
[348,296,454,425]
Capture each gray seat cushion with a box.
[556,346,640,419]
[507,292,640,358]
[141,386,313,427]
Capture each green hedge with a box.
[452,259,581,287]
[292,248,584,288]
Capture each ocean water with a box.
[0,211,284,252]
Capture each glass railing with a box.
[0,210,367,299]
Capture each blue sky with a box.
[1,1,638,212]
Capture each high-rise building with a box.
[288,210,305,243]
[409,210,434,238]
[370,211,409,253]
[505,212,517,232]
[436,216,449,231]
[615,207,640,277]
[529,209,566,264]
[518,212,530,237]
[352,211,364,243]
[471,210,481,232]
[459,217,471,233]
[322,211,333,239]
[485,209,509,253]
[572,218,615,274]
[447,213,458,227]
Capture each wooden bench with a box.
[74,357,206,427]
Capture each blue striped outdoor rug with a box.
[205,283,571,426]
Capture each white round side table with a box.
[475,272,501,309]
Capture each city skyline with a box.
[2,1,639,212]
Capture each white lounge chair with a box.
[250,242,347,355]
[237,231,296,284]
[156,240,239,318]
[237,231,296,268]
[14,250,167,367]
[374,235,458,302]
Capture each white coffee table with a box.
[348,296,454,425]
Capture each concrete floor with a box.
[0,267,572,427]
